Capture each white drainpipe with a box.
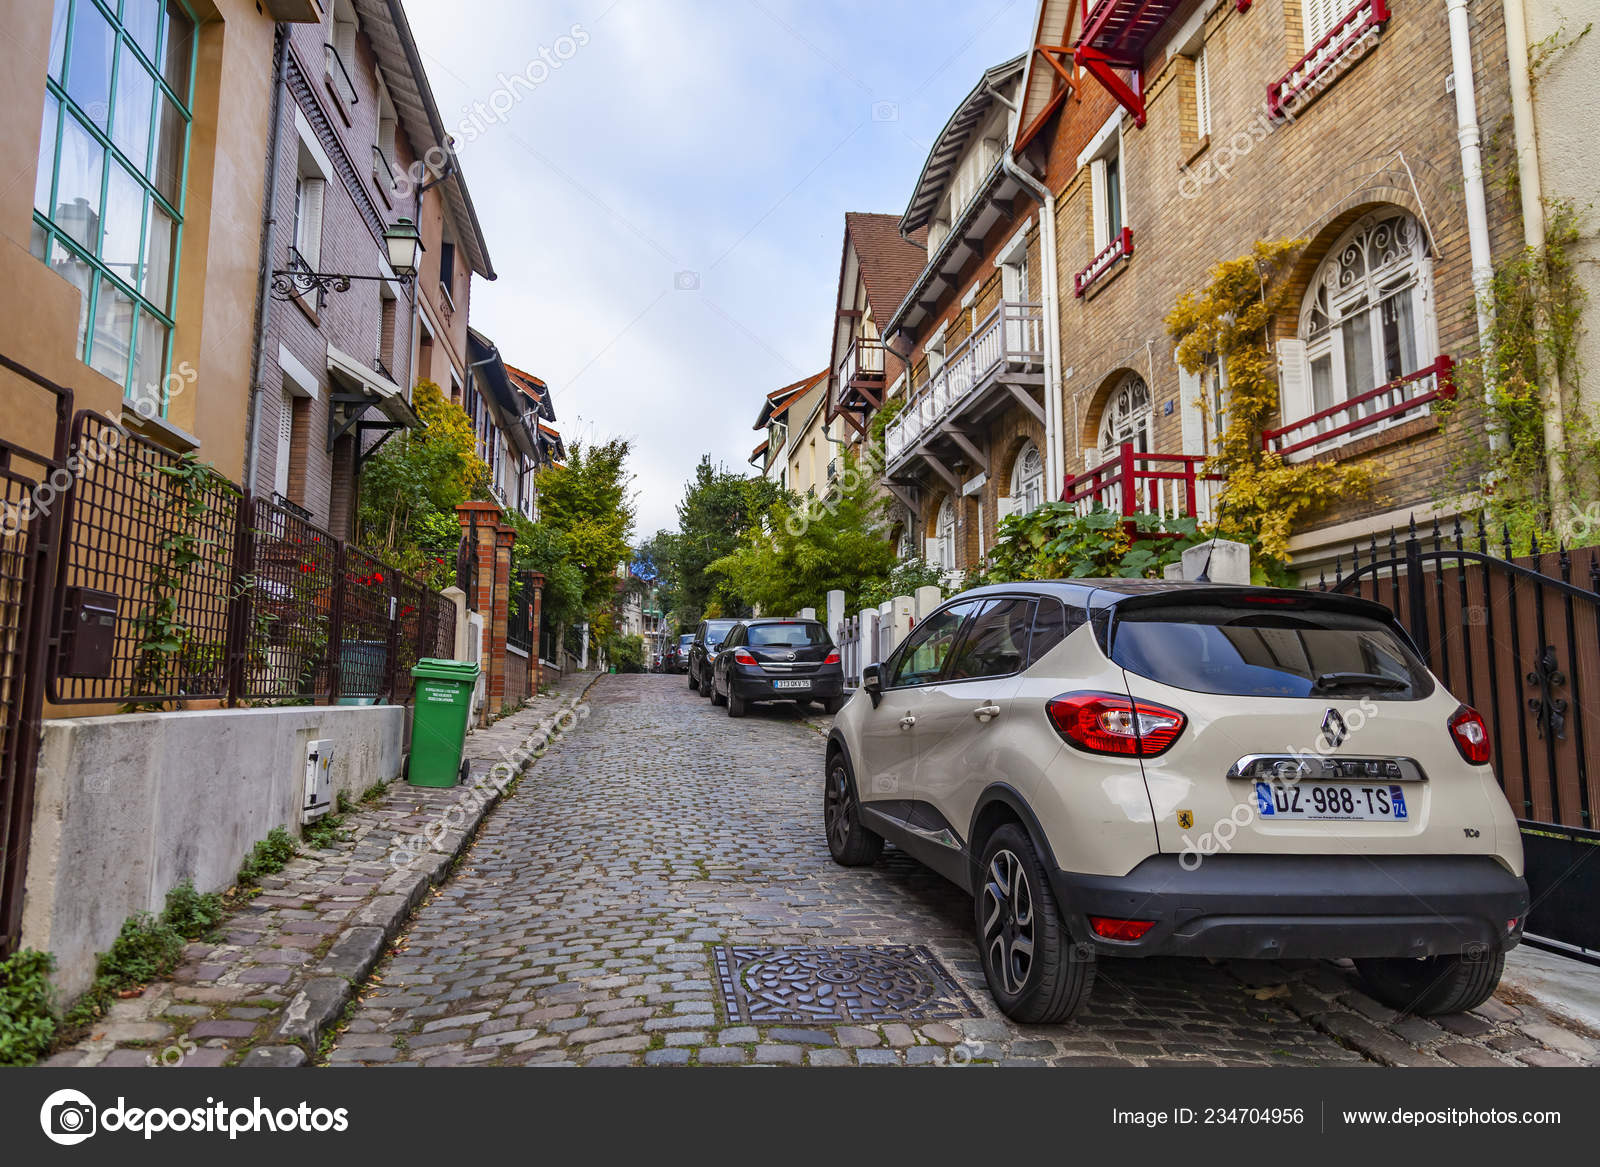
[1445,0,1499,448]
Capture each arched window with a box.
[936,497,956,570]
[1009,441,1045,516]
[1098,373,1152,459]
[1299,211,1432,422]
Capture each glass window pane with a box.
[890,602,977,687]
[35,94,59,214]
[50,243,95,354]
[65,0,115,129]
[946,599,1033,680]
[1380,288,1417,382]
[112,42,155,168]
[49,0,71,80]
[101,159,145,286]
[90,276,135,386]
[131,309,168,415]
[29,222,50,262]
[123,0,161,59]
[1105,154,1122,235]
[55,110,104,252]
[142,199,175,308]
[1311,353,1334,414]
[152,90,184,204]
[160,1,194,103]
[1341,310,1375,402]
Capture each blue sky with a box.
[405,0,1037,537]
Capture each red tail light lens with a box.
[733,649,758,666]
[823,650,840,665]
[1448,704,1492,764]
[1089,916,1156,941]
[1046,692,1186,757]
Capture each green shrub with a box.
[302,811,348,852]
[0,949,58,1066]
[100,912,186,986]
[237,827,298,887]
[162,879,225,941]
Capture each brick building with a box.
[1013,0,1525,570]
[464,329,562,522]
[249,0,494,540]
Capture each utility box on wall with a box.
[303,739,334,822]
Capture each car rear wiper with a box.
[1312,672,1408,692]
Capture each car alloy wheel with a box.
[823,753,882,866]
[981,849,1035,997]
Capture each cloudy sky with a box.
[404,0,1036,537]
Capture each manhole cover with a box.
[713,944,981,1024]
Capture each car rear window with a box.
[703,620,737,642]
[1109,602,1433,699]
[746,622,829,648]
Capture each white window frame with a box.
[1097,372,1153,460]
[1008,441,1045,518]
[1078,111,1127,254]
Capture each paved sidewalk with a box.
[326,674,1600,1068]
[43,670,597,1068]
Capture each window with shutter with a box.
[1194,47,1212,138]
[1304,0,1343,49]
[294,176,324,267]
[274,388,293,498]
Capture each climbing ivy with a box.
[1166,239,1380,560]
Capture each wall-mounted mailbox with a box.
[58,587,120,678]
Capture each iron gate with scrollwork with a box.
[0,355,71,957]
[1326,517,1600,960]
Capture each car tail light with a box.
[1448,704,1492,764]
[733,649,758,667]
[1046,692,1186,757]
[823,650,840,665]
[1089,916,1156,941]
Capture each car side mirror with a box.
[862,663,884,708]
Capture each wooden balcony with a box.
[835,337,886,411]
[885,302,1044,469]
[1262,355,1454,460]
[1061,443,1223,530]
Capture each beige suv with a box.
[824,581,1527,1024]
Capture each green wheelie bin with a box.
[407,658,481,787]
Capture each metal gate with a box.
[0,355,72,956]
[1328,517,1600,961]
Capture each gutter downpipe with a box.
[1501,0,1569,530]
[988,79,1065,501]
[243,25,289,493]
[1445,0,1501,454]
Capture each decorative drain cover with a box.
[713,944,981,1024]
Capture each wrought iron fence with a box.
[48,412,456,709]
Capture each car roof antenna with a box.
[1193,491,1229,584]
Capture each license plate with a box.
[1254,781,1408,821]
[772,679,811,690]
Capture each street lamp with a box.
[271,218,427,302]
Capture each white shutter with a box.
[1178,364,1205,455]
[297,178,325,267]
[274,389,293,497]
[924,537,943,566]
[1090,158,1109,252]
[996,495,1021,522]
[1304,0,1338,49]
[1194,47,1212,138]
[1276,339,1313,427]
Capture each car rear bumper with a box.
[729,670,843,702]
[1048,854,1528,960]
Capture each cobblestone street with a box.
[329,675,1599,1068]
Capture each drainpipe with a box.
[1502,0,1569,530]
[989,79,1065,501]
[243,26,289,493]
[1445,0,1501,455]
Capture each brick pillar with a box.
[456,501,503,725]
[490,524,516,714]
[528,571,545,694]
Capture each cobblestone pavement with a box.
[44,672,598,1069]
[329,674,1600,1068]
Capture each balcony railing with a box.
[885,301,1044,463]
[838,336,886,394]
[325,42,358,108]
[1061,443,1223,528]
[1267,0,1389,119]
[1075,226,1133,297]
[1261,354,1454,459]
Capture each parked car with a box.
[673,633,694,673]
[710,618,845,717]
[823,580,1527,1025]
[687,618,739,696]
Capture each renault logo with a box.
[785,651,796,661]
[1321,708,1348,748]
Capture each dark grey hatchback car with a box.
[710,618,844,717]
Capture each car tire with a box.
[820,695,844,715]
[974,823,1095,1025]
[688,669,699,693]
[727,689,747,718]
[1354,950,1506,1016]
[824,752,882,866]
[711,679,726,707]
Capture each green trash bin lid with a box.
[411,658,482,682]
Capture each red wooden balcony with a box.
[1261,354,1454,459]
[1072,0,1184,125]
[1267,0,1390,120]
[1075,226,1133,297]
[1061,443,1223,531]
